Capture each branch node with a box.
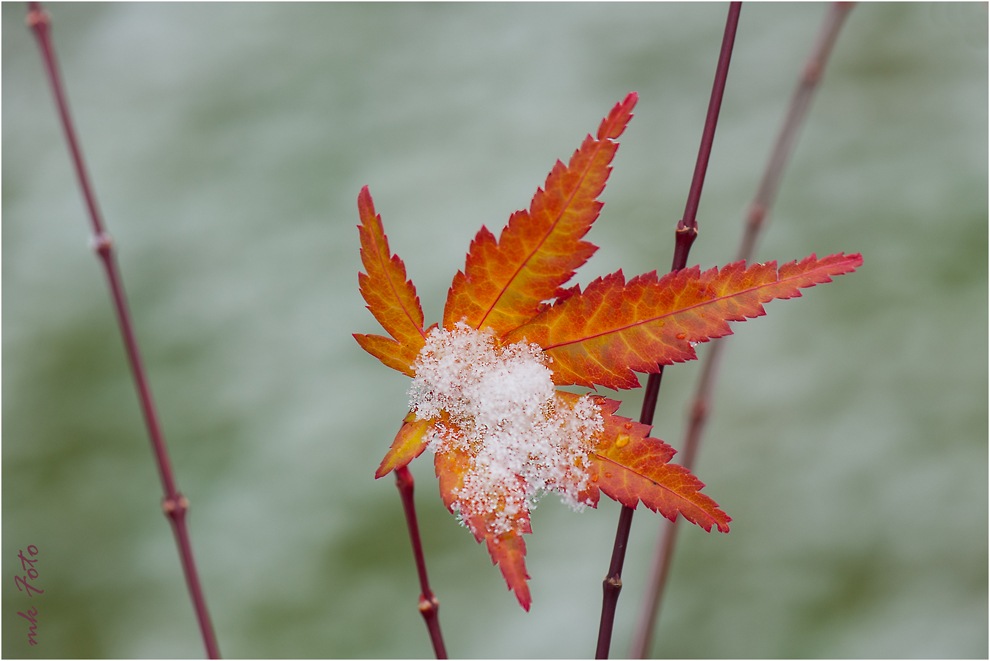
[607,576,623,589]
[671,224,699,271]
[26,7,50,30]
[418,592,439,615]
[162,493,190,517]
[746,202,767,232]
[90,231,114,257]
[803,60,823,86]
[690,397,708,424]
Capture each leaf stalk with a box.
[26,3,221,658]
[628,4,854,658]
[394,466,448,659]
[594,3,741,658]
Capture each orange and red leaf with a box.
[581,398,730,533]
[485,531,532,611]
[355,186,426,374]
[434,443,471,520]
[355,93,862,612]
[375,412,431,479]
[589,455,730,533]
[442,93,638,336]
[506,252,863,389]
[353,333,417,378]
[434,444,534,609]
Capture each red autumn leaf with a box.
[578,396,730,532]
[435,443,535,609]
[558,392,730,533]
[485,531,532,611]
[353,185,427,377]
[354,93,860,610]
[443,92,638,337]
[505,253,864,389]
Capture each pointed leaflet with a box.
[354,333,418,378]
[375,412,431,479]
[548,392,729,532]
[580,397,730,532]
[486,531,531,611]
[354,186,426,376]
[434,445,534,610]
[506,252,863,389]
[443,93,638,336]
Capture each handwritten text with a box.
[15,545,41,645]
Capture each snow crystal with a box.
[409,323,604,535]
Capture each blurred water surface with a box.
[3,2,987,658]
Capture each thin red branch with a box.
[26,3,221,658]
[594,4,741,659]
[681,3,743,236]
[629,4,854,658]
[595,504,635,659]
[394,466,448,659]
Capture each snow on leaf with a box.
[354,93,861,610]
[419,326,602,608]
[442,93,638,336]
[435,443,535,609]
[354,186,426,375]
[505,253,863,389]
[414,326,601,520]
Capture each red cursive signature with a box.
[15,545,42,645]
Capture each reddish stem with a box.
[394,466,447,659]
[594,4,741,659]
[629,4,854,658]
[681,3,742,234]
[26,4,221,658]
[595,368,664,659]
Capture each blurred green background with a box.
[3,2,986,658]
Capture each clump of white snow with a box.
[409,323,604,535]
